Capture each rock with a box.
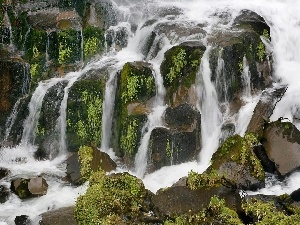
[11,178,31,199]
[0,167,10,179]
[246,86,287,136]
[0,185,9,203]
[153,186,241,217]
[165,103,200,131]
[56,11,82,31]
[66,147,117,184]
[39,207,77,225]
[14,215,31,225]
[11,177,48,199]
[253,145,277,174]
[27,8,59,30]
[262,121,300,177]
[209,134,265,190]
[28,177,48,197]
[291,188,300,202]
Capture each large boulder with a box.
[39,207,77,225]
[262,121,300,177]
[153,185,241,217]
[28,177,48,197]
[66,146,117,184]
[206,133,265,190]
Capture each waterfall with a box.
[58,73,81,154]
[4,98,22,141]
[100,70,118,153]
[197,47,222,165]
[22,78,63,144]
[242,56,251,98]
[133,34,170,178]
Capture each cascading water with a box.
[197,47,223,165]
[3,0,300,223]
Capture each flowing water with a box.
[2,0,300,223]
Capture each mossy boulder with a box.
[161,42,205,107]
[189,133,265,191]
[74,171,153,224]
[66,145,117,184]
[66,78,105,151]
[112,62,155,162]
[262,121,300,177]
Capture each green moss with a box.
[187,169,221,190]
[74,172,147,225]
[166,138,172,158]
[67,80,104,150]
[120,117,139,156]
[164,196,242,225]
[211,133,264,181]
[58,29,81,64]
[78,145,94,180]
[242,198,300,225]
[83,26,104,60]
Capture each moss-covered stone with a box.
[188,133,265,191]
[113,62,155,160]
[161,43,205,105]
[67,79,104,151]
[83,26,104,60]
[74,171,149,225]
[163,195,243,225]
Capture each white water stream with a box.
[2,0,300,224]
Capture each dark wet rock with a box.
[28,177,48,197]
[172,176,188,187]
[0,167,10,179]
[0,60,30,141]
[247,86,287,136]
[291,188,300,202]
[233,9,270,36]
[262,121,300,177]
[14,215,31,225]
[153,186,241,217]
[56,11,82,31]
[0,185,9,203]
[165,103,200,131]
[11,178,31,199]
[253,145,277,174]
[39,207,77,225]
[149,125,200,172]
[66,148,116,184]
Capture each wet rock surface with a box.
[11,177,48,199]
[262,121,300,177]
[39,207,77,225]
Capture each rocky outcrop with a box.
[14,215,31,225]
[246,86,287,136]
[11,177,48,199]
[262,121,300,177]
[39,207,77,225]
